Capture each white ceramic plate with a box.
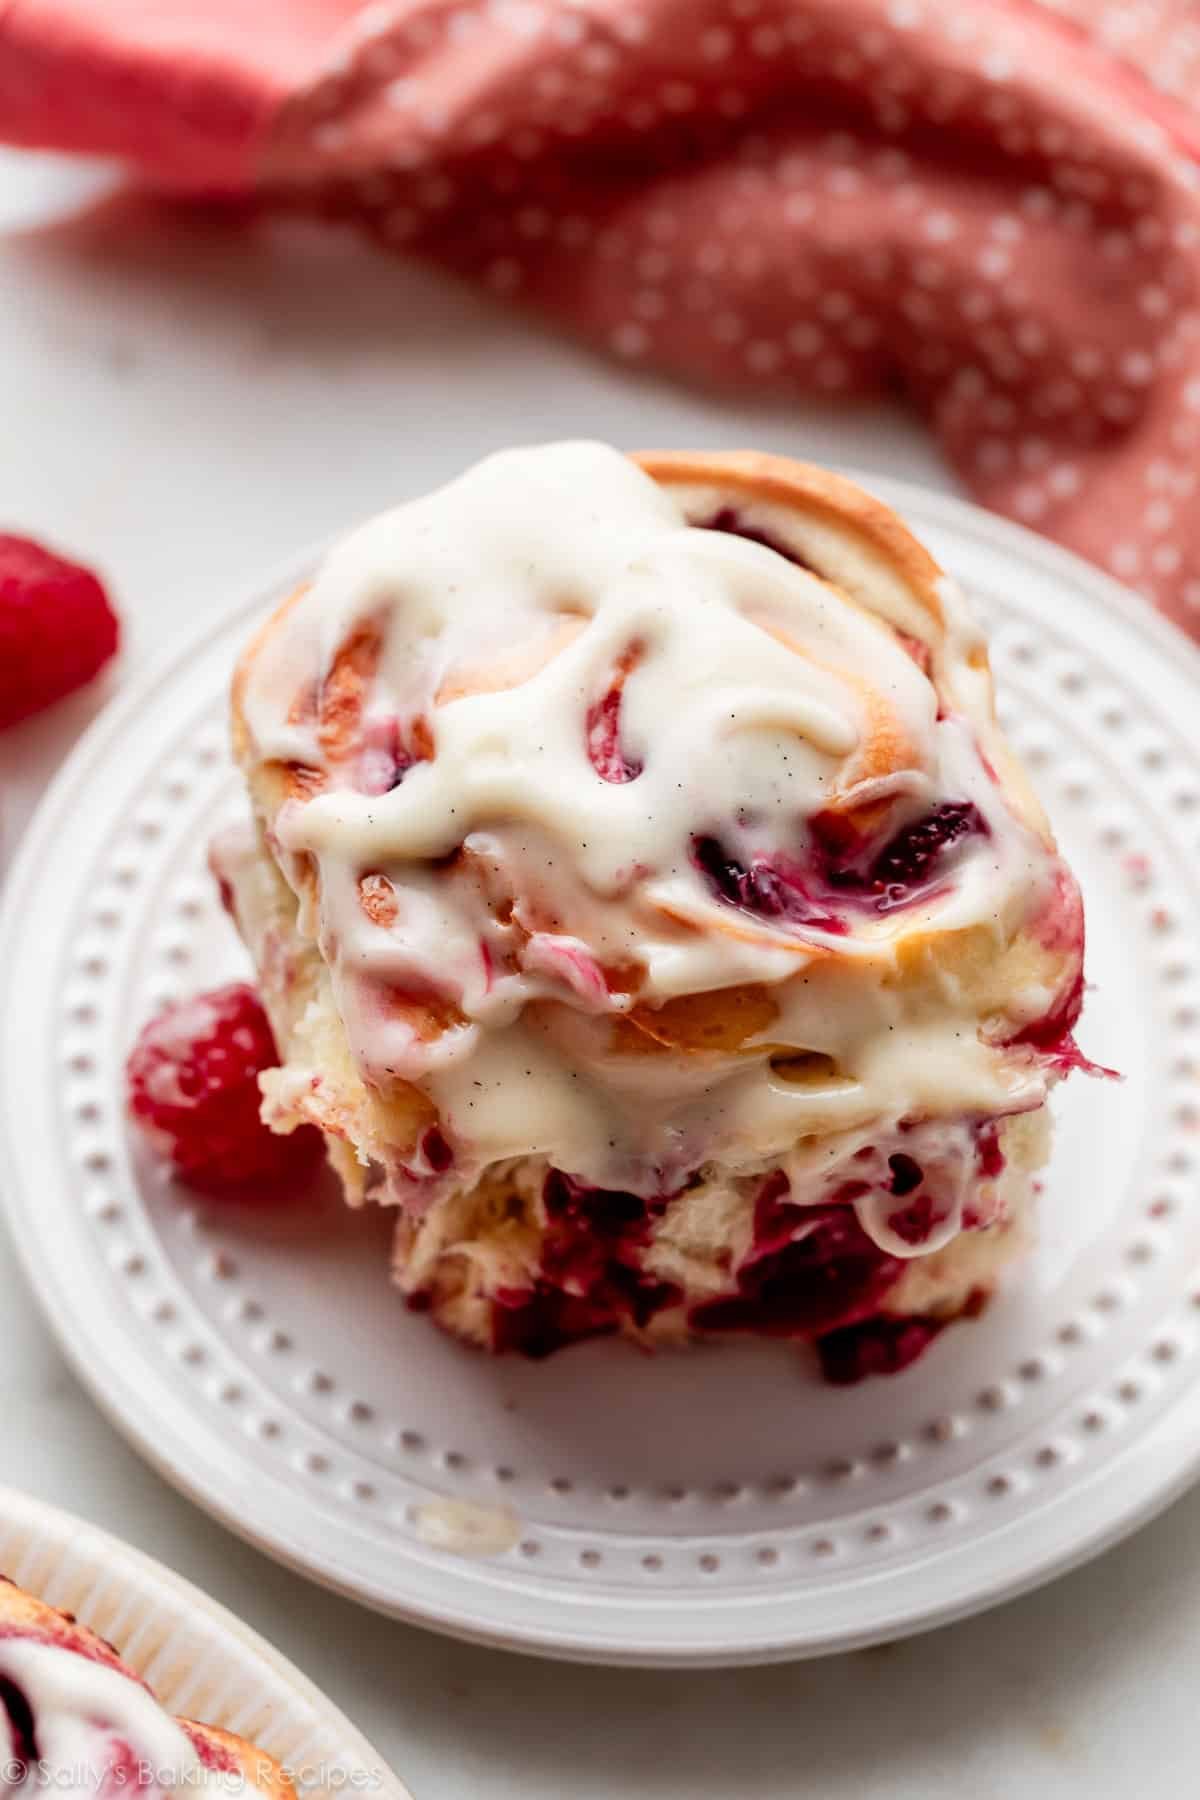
[3,478,1199,1668]
[0,1485,408,1797]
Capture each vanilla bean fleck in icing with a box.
[237,442,1076,1254]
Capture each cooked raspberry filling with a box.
[445,1147,1015,1379]
[817,1314,946,1385]
[357,714,432,795]
[586,650,644,784]
[976,1121,1005,1179]
[469,1168,919,1370]
[183,1726,240,1774]
[817,800,987,912]
[487,1173,679,1358]
[1006,964,1116,1079]
[863,800,983,891]
[887,1152,923,1196]
[420,1126,455,1174]
[883,1192,947,1248]
[492,1287,628,1359]
[691,1174,903,1337]
[586,686,640,782]
[700,508,814,570]
[691,837,847,934]
[0,1676,37,1780]
[1013,967,1084,1051]
[693,802,987,933]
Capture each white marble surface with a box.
[1,147,1197,1799]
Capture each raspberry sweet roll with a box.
[220,442,1088,1379]
[0,1576,295,1795]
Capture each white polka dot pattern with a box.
[267,1,1200,629]
[3,1,1200,613]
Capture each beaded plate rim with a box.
[3,474,1200,1666]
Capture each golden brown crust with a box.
[0,1580,133,1672]
[317,619,383,763]
[358,872,400,928]
[232,452,944,796]
[619,983,780,1055]
[232,455,948,771]
[754,617,921,822]
[634,447,1051,846]
[0,1579,296,1799]
[183,1722,298,1800]
[632,449,946,624]
[230,583,310,766]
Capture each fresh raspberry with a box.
[0,534,120,729]
[126,983,320,1197]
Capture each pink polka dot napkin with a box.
[3,0,1200,630]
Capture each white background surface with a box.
[1,148,1197,1799]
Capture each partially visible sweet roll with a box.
[0,1576,295,1795]
[220,440,1091,1379]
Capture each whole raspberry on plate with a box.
[0,533,119,729]
[126,982,321,1197]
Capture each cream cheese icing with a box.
[0,1638,226,1795]
[235,442,1074,1259]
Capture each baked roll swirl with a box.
[221,442,1089,1379]
[0,1576,296,1796]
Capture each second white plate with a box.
[3,478,1199,1666]
[0,1486,407,1797]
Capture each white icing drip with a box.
[239,442,1067,1242]
[0,1639,219,1794]
[412,1500,520,1557]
